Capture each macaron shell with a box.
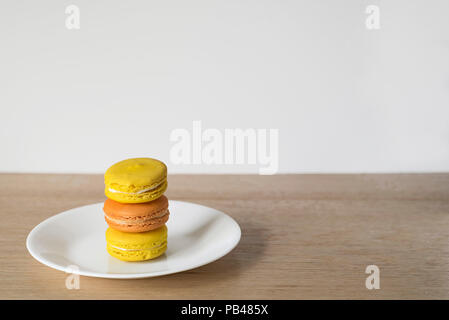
[105,226,168,262]
[104,158,167,193]
[106,243,167,262]
[104,196,169,217]
[105,180,167,203]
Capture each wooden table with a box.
[1,173,449,299]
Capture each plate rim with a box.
[26,200,241,279]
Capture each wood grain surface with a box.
[1,173,449,299]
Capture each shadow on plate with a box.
[135,217,267,285]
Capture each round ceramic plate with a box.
[26,200,241,279]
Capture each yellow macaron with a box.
[105,225,168,262]
[104,158,167,203]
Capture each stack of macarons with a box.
[103,158,169,262]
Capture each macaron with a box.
[103,195,170,232]
[104,158,167,203]
[105,225,168,262]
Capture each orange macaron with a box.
[103,195,170,233]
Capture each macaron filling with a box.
[108,241,167,252]
[107,182,163,195]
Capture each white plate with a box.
[26,200,241,279]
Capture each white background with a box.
[1,0,448,174]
